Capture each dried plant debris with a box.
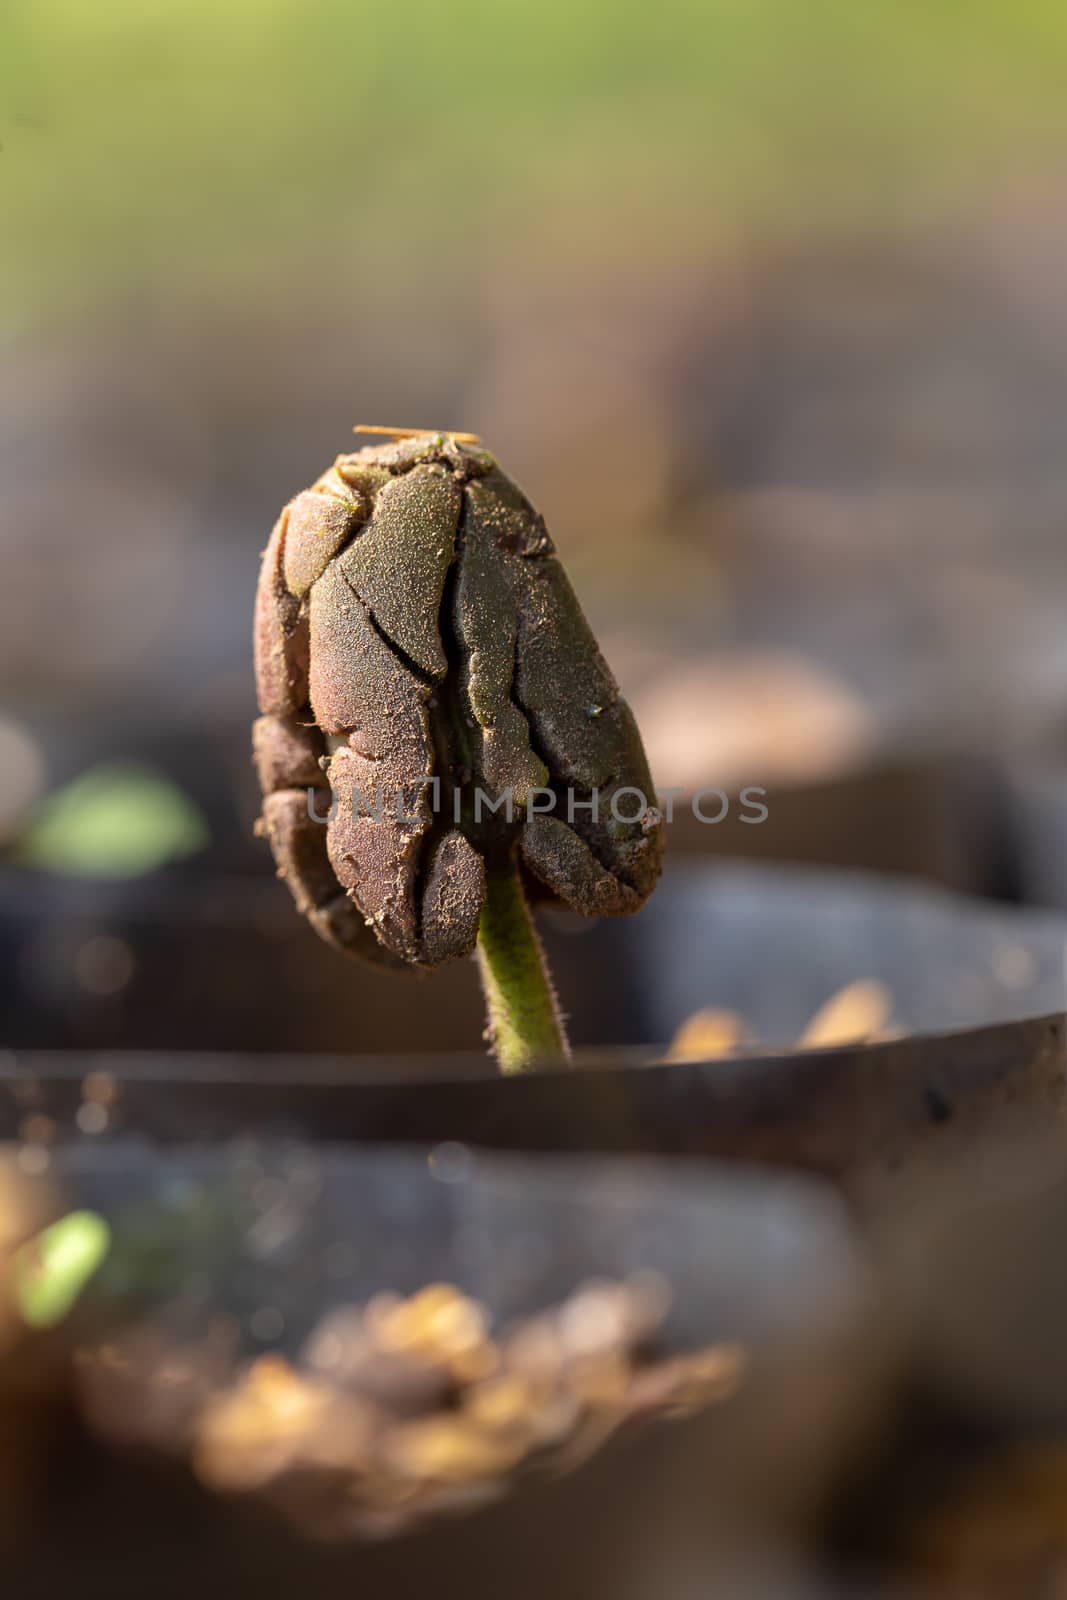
[664,1007,752,1063]
[253,433,664,970]
[664,980,896,1063]
[797,980,893,1050]
[75,1276,746,1541]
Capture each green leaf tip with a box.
[14,1209,112,1329]
[17,762,209,878]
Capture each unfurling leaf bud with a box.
[253,433,664,969]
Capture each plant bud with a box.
[253,433,664,968]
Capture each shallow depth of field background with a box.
[3,0,1067,1043]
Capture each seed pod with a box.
[253,432,664,969]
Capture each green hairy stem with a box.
[476,860,571,1074]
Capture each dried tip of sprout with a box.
[353,424,483,443]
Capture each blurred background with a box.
[4,0,1067,1051]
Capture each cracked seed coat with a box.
[253,433,664,968]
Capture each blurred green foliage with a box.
[3,0,1067,328]
[16,763,209,878]
[15,1210,111,1329]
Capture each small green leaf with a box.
[14,1210,111,1329]
[16,763,209,878]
